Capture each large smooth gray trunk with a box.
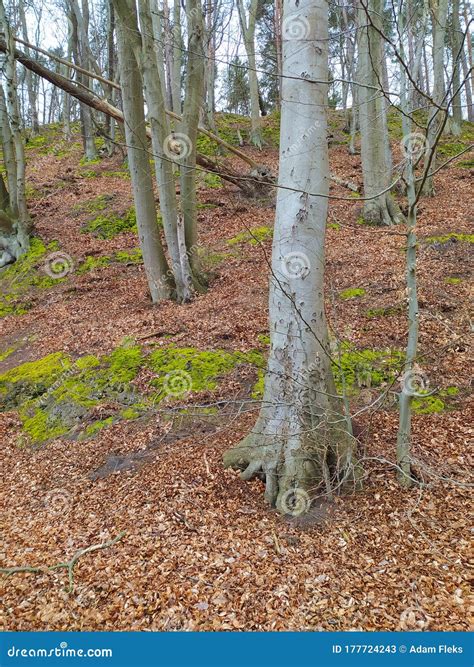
[224,0,362,514]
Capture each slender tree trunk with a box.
[136,0,195,302]
[104,0,116,155]
[358,0,403,225]
[236,0,262,147]
[423,0,449,195]
[180,0,206,283]
[0,4,30,266]
[18,0,39,133]
[171,0,182,114]
[224,0,362,513]
[113,0,172,303]
[274,0,283,107]
[69,0,97,160]
[460,33,473,121]
[449,0,463,135]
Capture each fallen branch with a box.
[0,531,125,593]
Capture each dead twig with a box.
[0,531,126,593]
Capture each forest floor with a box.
[0,113,472,631]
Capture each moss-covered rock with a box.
[1,342,265,445]
[0,238,68,318]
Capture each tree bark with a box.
[358,0,404,225]
[224,0,363,514]
[180,0,206,281]
[113,0,172,303]
[236,0,262,147]
[136,0,195,301]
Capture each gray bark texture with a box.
[223,0,363,514]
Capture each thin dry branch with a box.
[0,531,126,593]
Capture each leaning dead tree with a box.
[0,39,272,198]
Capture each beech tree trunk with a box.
[113,0,172,303]
[136,0,195,302]
[224,0,362,514]
[357,0,404,225]
[0,3,30,267]
[180,0,206,282]
[236,0,262,148]
[423,0,449,195]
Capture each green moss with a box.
[444,277,462,285]
[251,371,265,399]
[120,407,141,420]
[84,417,114,437]
[77,255,112,274]
[148,346,265,398]
[424,232,474,244]
[366,304,403,318]
[79,154,101,165]
[334,344,403,393]
[0,238,68,318]
[437,141,467,158]
[456,158,474,169]
[79,170,98,178]
[25,135,47,149]
[227,226,273,246]
[1,343,266,444]
[442,386,459,397]
[0,352,71,408]
[411,395,445,414]
[340,287,366,300]
[0,347,15,363]
[114,248,143,264]
[328,222,341,230]
[73,194,112,215]
[21,407,69,442]
[107,344,143,384]
[82,208,138,239]
[257,334,270,346]
[78,248,143,273]
[204,173,222,189]
[101,170,130,179]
